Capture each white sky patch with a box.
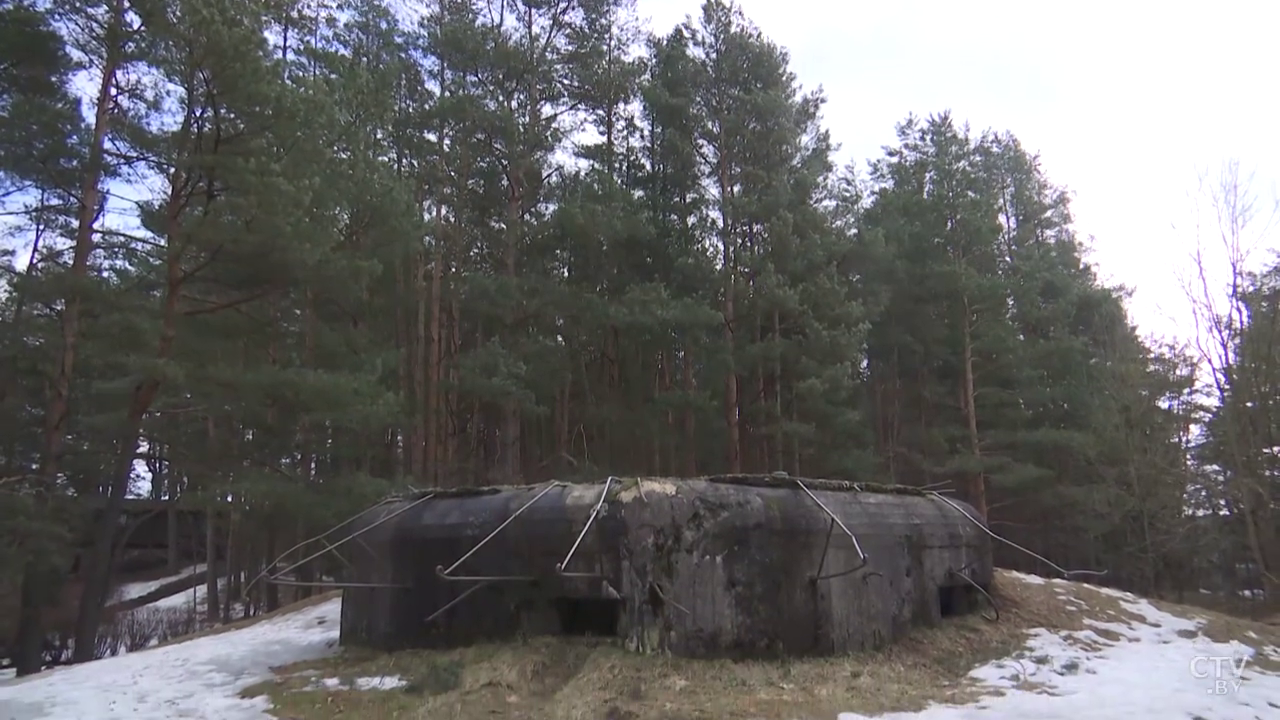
[640,0,1280,345]
[0,598,340,720]
[4,0,1271,449]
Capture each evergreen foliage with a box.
[0,0,1274,673]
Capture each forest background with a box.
[0,0,1276,676]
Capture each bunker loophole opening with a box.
[553,596,622,636]
[937,582,982,618]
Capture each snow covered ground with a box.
[840,573,1280,720]
[2,573,1279,720]
[303,674,408,691]
[0,599,341,720]
[146,576,229,613]
[111,564,249,622]
[111,564,333,614]
[110,564,208,604]
[109,564,236,616]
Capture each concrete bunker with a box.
[337,474,994,660]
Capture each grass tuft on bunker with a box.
[245,569,1280,720]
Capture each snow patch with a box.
[837,588,1280,720]
[111,565,207,603]
[303,675,408,692]
[1080,582,1133,600]
[5,571,1278,720]
[111,565,246,619]
[1001,571,1047,585]
[1053,590,1088,610]
[355,676,407,691]
[145,575,247,614]
[0,599,341,720]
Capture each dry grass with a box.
[1148,597,1280,674]
[1164,588,1272,621]
[239,571,1086,720]
[242,573,1280,720]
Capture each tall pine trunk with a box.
[445,299,460,479]
[960,295,987,519]
[502,178,523,482]
[17,0,126,678]
[411,249,427,481]
[425,207,444,487]
[753,311,765,472]
[663,347,675,475]
[205,505,219,624]
[718,162,741,474]
[393,258,409,479]
[71,137,191,663]
[682,345,697,475]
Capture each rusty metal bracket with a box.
[795,478,868,582]
[555,476,616,578]
[435,481,563,582]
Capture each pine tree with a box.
[0,0,1263,671]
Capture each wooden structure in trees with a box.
[338,474,994,659]
[75,497,217,560]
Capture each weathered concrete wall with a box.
[609,478,991,658]
[337,501,417,649]
[339,476,992,659]
[341,484,604,651]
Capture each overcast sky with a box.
[640,0,1280,344]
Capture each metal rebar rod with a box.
[436,482,562,579]
[947,568,1000,622]
[813,558,869,582]
[268,492,437,584]
[795,478,867,561]
[434,571,538,582]
[555,476,615,577]
[813,518,835,580]
[244,495,402,595]
[795,478,869,581]
[318,536,354,572]
[264,578,410,589]
[925,490,1107,579]
[424,580,500,625]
